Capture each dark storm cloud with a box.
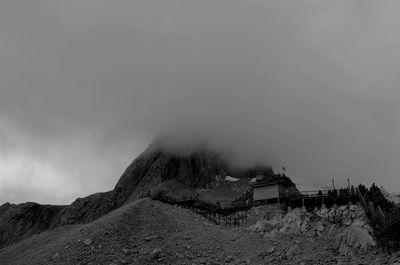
[0,0,400,204]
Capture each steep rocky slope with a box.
[0,202,64,248]
[0,142,273,249]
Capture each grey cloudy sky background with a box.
[1,0,400,204]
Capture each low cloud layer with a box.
[1,0,400,204]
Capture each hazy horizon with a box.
[1,0,400,205]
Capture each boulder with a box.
[83,238,93,246]
[149,247,162,259]
[247,220,274,233]
[300,220,309,233]
[315,222,325,233]
[267,247,275,254]
[333,224,376,255]
[225,255,234,263]
[286,245,300,258]
[349,205,358,211]
[264,228,280,239]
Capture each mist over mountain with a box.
[1,2,400,263]
[1,0,400,205]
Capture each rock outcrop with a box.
[333,223,376,255]
[0,202,64,248]
[247,204,377,256]
[114,145,228,203]
[56,191,118,226]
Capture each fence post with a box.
[381,230,385,252]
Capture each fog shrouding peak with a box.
[1,0,400,204]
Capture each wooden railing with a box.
[357,188,367,209]
[385,206,400,229]
[356,187,400,254]
[191,199,251,227]
[153,196,252,226]
[356,188,385,230]
[300,190,330,197]
[299,189,354,198]
[377,207,386,227]
[357,188,400,230]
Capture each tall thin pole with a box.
[348,178,351,204]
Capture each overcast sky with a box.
[1,0,400,205]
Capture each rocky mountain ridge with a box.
[0,142,274,249]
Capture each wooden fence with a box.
[356,188,400,254]
[155,196,252,227]
[288,189,356,210]
[192,206,250,227]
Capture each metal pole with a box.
[347,178,351,204]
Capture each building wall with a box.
[278,184,287,199]
[287,185,301,197]
[279,185,300,199]
[253,184,279,201]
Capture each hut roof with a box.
[251,173,295,188]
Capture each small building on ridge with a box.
[251,172,300,205]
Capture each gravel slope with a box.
[0,199,391,265]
